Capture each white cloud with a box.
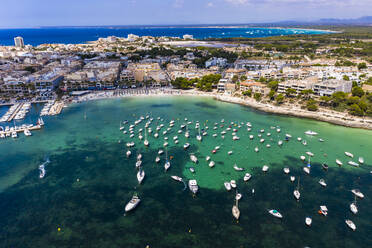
[207,2,214,7]
[224,0,372,6]
[173,0,184,8]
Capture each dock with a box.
[0,124,43,138]
[48,101,64,116]
[7,103,24,122]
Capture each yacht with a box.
[336,159,343,166]
[125,194,141,212]
[300,155,306,161]
[190,154,198,163]
[351,189,364,199]
[348,161,359,167]
[243,173,251,182]
[305,217,312,226]
[345,152,354,158]
[305,130,318,136]
[126,150,131,157]
[255,147,259,153]
[345,219,356,231]
[294,178,301,200]
[319,179,327,187]
[206,156,211,161]
[350,197,358,214]
[158,150,164,155]
[24,129,32,136]
[322,163,329,170]
[183,143,190,149]
[135,160,142,168]
[232,202,240,220]
[303,166,310,174]
[358,157,364,164]
[319,205,328,216]
[306,152,314,157]
[230,180,237,188]
[262,165,269,172]
[171,176,183,182]
[283,168,290,174]
[224,182,232,191]
[188,180,198,194]
[155,156,160,163]
[137,169,145,184]
[290,176,295,182]
[249,135,254,140]
[233,164,244,171]
[209,161,215,168]
[260,138,265,143]
[268,209,283,218]
[278,140,283,146]
[11,131,17,138]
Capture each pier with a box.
[0,124,43,138]
[7,103,24,122]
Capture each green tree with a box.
[240,75,247,81]
[357,62,367,70]
[268,90,276,100]
[349,104,364,116]
[254,93,262,101]
[242,89,252,97]
[300,89,314,100]
[347,96,360,105]
[267,81,279,91]
[358,100,368,112]
[285,88,296,97]
[319,95,331,106]
[343,75,350,81]
[351,86,364,97]
[331,91,347,107]
[276,93,285,104]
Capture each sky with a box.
[1,0,372,28]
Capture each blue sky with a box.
[1,0,372,27]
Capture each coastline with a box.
[72,89,372,130]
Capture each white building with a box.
[14,36,25,48]
[183,34,194,40]
[205,57,227,68]
[312,80,352,96]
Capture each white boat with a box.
[290,176,295,182]
[358,157,364,164]
[137,169,145,184]
[228,151,233,155]
[302,140,307,146]
[190,154,198,163]
[163,142,168,147]
[155,156,160,163]
[351,189,364,199]
[283,168,290,174]
[268,209,283,218]
[230,180,237,188]
[164,148,170,171]
[243,173,251,182]
[306,152,314,157]
[249,135,254,140]
[188,180,198,194]
[260,138,265,143]
[278,140,283,146]
[235,193,242,201]
[144,140,149,146]
[171,176,183,182]
[137,154,142,160]
[158,150,164,155]
[24,129,32,136]
[305,217,312,226]
[126,150,131,157]
[345,219,356,231]
[350,201,358,215]
[189,167,195,173]
[303,167,310,174]
[262,165,269,172]
[206,156,211,161]
[224,182,232,191]
[183,143,190,149]
[297,137,302,141]
[233,164,244,171]
[345,152,354,158]
[209,161,215,168]
[300,155,306,161]
[305,130,318,136]
[232,204,240,220]
[125,194,141,212]
[348,161,359,167]
[154,133,159,138]
[319,205,328,216]
[135,160,142,169]
[319,179,327,187]
[255,147,259,152]
[11,132,17,138]
[294,178,301,200]
[336,159,343,166]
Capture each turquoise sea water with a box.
[0,96,371,247]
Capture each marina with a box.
[0,96,371,247]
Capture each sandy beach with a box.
[72,88,372,130]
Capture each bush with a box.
[349,104,364,116]
[351,86,364,97]
[307,104,318,111]
[254,93,262,101]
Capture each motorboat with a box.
[305,217,312,226]
[322,163,329,170]
[164,160,171,171]
[155,156,160,163]
[144,139,149,146]
[278,140,283,146]
[305,130,318,136]
[303,167,310,174]
[306,152,314,157]
[336,159,343,166]
[319,179,327,187]
[209,161,215,168]
[125,193,141,212]
[262,165,269,172]
[171,176,183,182]
[230,180,237,188]
[351,189,364,199]
[233,164,244,171]
[11,132,17,138]
[126,150,131,158]
[283,168,290,174]
[345,219,356,231]
[228,151,233,155]
[297,137,302,141]
[348,161,359,167]
[135,160,142,169]
[184,143,190,149]
[345,152,354,158]
[358,157,364,164]
[249,135,254,140]
[190,154,198,163]
[300,156,306,161]
[290,176,295,182]
[24,129,32,136]
[255,147,259,153]
[158,150,164,155]
[266,144,271,148]
[137,154,142,160]
[188,180,198,194]
[294,178,301,200]
[268,209,283,218]
[319,205,328,216]
[350,200,358,214]
[224,182,232,191]
[137,169,145,184]
[235,193,242,201]
[232,204,240,220]
[243,173,251,182]
[206,156,211,161]
[260,138,265,143]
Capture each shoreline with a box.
[71,89,372,130]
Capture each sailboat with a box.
[185,124,190,138]
[232,199,240,220]
[196,126,202,141]
[268,209,283,218]
[303,157,311,174]
[164,147,171,171]
[137,169,145,184]
[144,127,149,146]
[190,154,198,163]
[125,193,141,212]
[294,177,301,200]
[350,196,358,214]
[305,217,312,226]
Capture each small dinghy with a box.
[268,209,283,218]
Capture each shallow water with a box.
[0,96,371,247]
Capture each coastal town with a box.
[1,33,372,131]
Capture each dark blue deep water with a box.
[0,26,329,46]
